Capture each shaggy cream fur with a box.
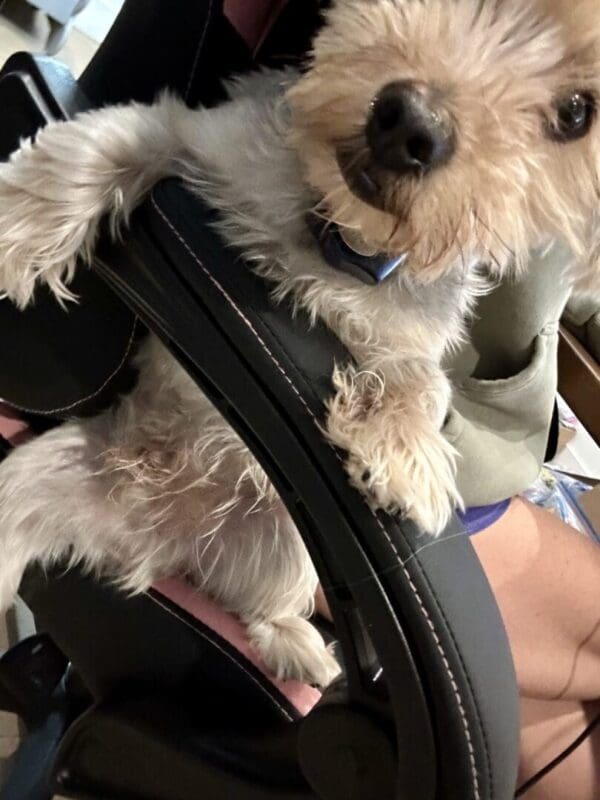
[0,0,599,684]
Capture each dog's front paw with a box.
[327,364,461,535]
[247,616,341,687]
[0,150,87,308]
[345,429,461,536]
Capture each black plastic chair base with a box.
[0,634,68,721]
[0,676,82,800]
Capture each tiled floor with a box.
[0,0,102,76]
[75,0,123,44]
[0,3,115,790]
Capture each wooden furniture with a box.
[558,325,600,445]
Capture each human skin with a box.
[471,498,600,798]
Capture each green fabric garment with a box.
[444,246,572,507]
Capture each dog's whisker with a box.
[473,209,516,262]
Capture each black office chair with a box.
[0,2,520,798]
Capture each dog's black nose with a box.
[367,82,455,175]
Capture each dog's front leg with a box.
[0,94,189,308]
[326,361,462,535]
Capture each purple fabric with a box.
[457,499,512,536]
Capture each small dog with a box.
[0,0,599,686]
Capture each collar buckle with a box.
[308,215,406,285]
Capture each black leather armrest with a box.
[0,53,139,419]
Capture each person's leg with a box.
[518,698,600,799]
[472,497,600,797]
[472,497,600,701]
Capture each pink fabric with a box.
[224,0,288,52]
[153,578,322,717]
[0,403,31,446]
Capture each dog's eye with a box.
[549,91,596,142]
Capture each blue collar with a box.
[308,215,406,285]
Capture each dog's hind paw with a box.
[247,616,341,688]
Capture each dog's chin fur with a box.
[0,0,599,685]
